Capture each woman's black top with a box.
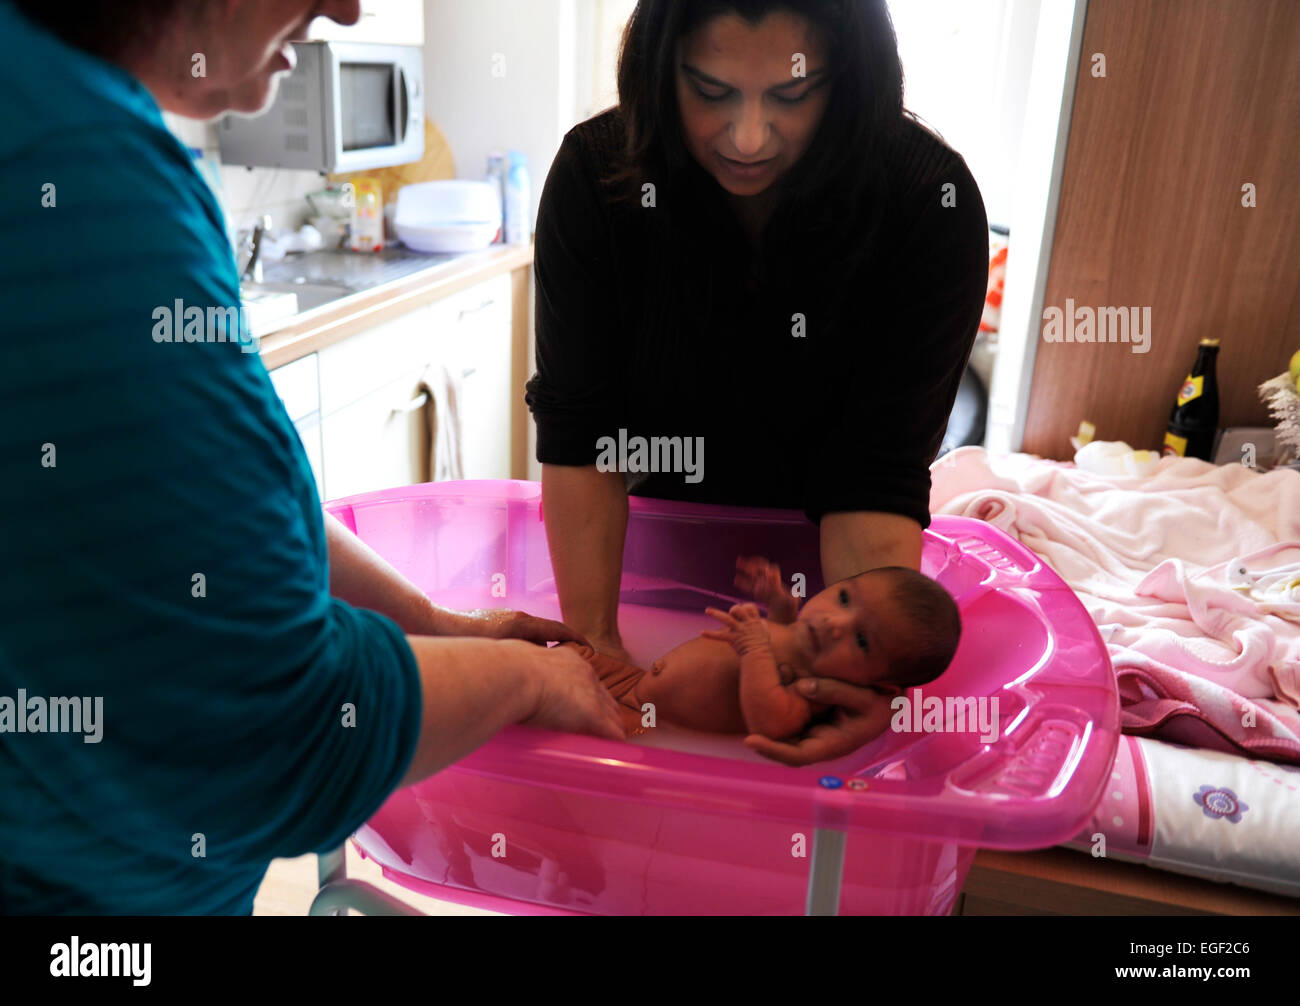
[525,108,989,530]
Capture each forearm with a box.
[540,464,628,643]
[324,510,474,636]
[820,511,923,582]
[738,647,810,739]
[397,637,538,788]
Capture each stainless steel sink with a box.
[243,280,353,313]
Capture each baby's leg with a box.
[636,636,747,734]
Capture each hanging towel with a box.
[417,362,464,483]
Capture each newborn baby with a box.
[566,557,961,741]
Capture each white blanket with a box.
[930,447,1300,762]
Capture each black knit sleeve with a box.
[524,127,623,465]
[806,151,989,529]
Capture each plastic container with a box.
[485,151,507,244]
[348,178,384,253]
[393,180,502,253]
[325,480,1119,915]
[1074,440,1161,477]
[504,150,530,245]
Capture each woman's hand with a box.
[511,640,627,741]
[734,556,799,624]
[742,676,896,766]
[450,608,590,647]
[586,637,636,667]
[701,603,770,656]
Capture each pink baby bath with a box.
[324,480,1119,915]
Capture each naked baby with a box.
[565,557,962,742]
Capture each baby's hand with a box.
[734,556,799,624]
[702,603,770,656]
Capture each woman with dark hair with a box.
[526,0,989,764]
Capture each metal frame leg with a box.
[308,843,425,917]
[805,828,847,916]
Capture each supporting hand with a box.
[742,676,895,766]
[451,608,590,647]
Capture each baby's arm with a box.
[703,604,813,740]
[734,557,799,624]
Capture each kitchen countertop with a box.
[256,241,533,370]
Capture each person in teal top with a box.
[0,0,624,915]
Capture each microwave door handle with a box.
[395,66,408,143]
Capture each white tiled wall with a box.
[161,111,327,251]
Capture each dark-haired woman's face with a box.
[675,11,831,198]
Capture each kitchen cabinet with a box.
[267,353,325,494]
[429,275,513,480]
[308,2,424,45]
[320,368,428,501]
[316,274,514,500]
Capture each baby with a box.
[566,557,962,741]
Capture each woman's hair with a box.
[10,1,189,63]
[614,0,907,228]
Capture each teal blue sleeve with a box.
[0,88,422,908]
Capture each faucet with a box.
[238,215,273,284]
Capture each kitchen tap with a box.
[238,215,273,284]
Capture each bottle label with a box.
[1162,431,1188,456]
[1176,375,1203,406]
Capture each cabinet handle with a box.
[461,367,476,379]
[458,299,494,320]
[391,392,428,416]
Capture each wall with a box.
[162,113,325,253]
[1020,0,1300,459]
[422,0,579,233]
[887,0,1041,229]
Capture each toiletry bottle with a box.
[486,151,507,244]
[504,150,530,246]
[349,179,384,253]
[1162,338,1220,460]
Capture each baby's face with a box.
[792,574,901,692]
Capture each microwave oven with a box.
[218,41,423,173]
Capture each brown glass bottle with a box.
[1162,338,1220,460]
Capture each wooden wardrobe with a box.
[1020,0,1300,460]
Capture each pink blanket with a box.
[930,447,1300,764]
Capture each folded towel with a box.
[417,362,463,483]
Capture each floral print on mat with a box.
[1194,785,1249,823]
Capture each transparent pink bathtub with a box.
[325,480,1119,915]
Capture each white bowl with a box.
[394,180,501,253]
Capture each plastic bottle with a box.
[1162,338,1220,459]
[485,151,507,243]
[504,150,530,246]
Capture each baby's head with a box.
[793,567,961,695]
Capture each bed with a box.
[931,446,1300,905]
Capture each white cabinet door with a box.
[315,272,515,497]
[430,275,513,479]
[309,1,424,44]
[321,370,428,500]
[317,305,438,417]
